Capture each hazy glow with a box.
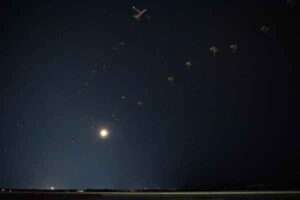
[99,128,109,139]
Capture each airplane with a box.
[185,61,192,68]
[132,6,148,21]
[260,25,270,33]
[229,44,238,53]
[209,46,219,56]
[167,76,175,83]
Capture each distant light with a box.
[260,25,270,33]
[185,61,192,68]
[50,186,55,190]
[209,46,219,56]
[137,101,144,106]
[229,44,238,53]
[99,129,109,139]
[167,76,175,82]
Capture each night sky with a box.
[0,0,299,190]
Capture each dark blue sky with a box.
[0,0,299,189]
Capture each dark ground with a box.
[1,191,300,200]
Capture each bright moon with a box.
[99,129,109,139]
